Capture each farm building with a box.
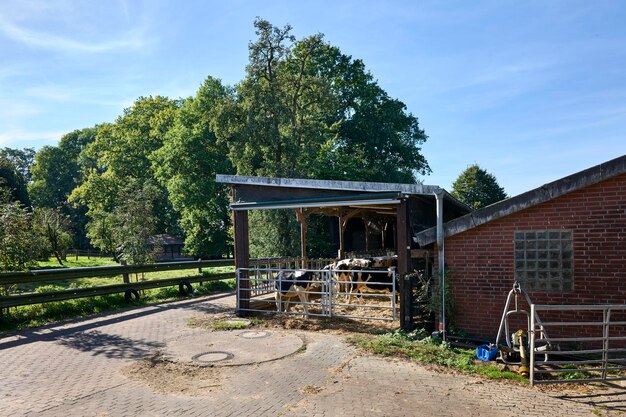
[147,234,190,261]
[415,154,626,341]
[217,154,626,345]
[216,174,470,329]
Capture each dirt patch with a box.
[252,313,397,335]
[299,384,323,394]
[121,354,226,396]
[187,311,253,331]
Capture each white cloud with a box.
[0,12,146,53]
[0,130,65,148]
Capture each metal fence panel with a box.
[530,304,626,385]
[237,267,396,321]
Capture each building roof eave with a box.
[414,154,626,246]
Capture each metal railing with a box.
[0,259,235,310]
[247,257,336,296]
[237,267,396,321]
[530,304,626,385]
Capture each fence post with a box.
[530,303,535,386]
[197,258,203,285]
[121,260,130,284]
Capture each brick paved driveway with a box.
[1,292,623,416]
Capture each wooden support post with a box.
[396,199,412,330]
[233,209,250,313]
[363,216,370,252]
[338,215,346,260]
[295,209,308,269]
[121,259,130,284]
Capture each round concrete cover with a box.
[164,329,303,366]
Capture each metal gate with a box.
[237,267,396,321]
[530,304,626,385]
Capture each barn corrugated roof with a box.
[215,174,471,212]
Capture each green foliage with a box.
[29,128,97,249]
[0,199,42,273]
[216,19,430,256]
[210,320,249,331]
[0,278,235,333]
[0,157,30,206]
[349,331,526,383]
[86,210,116,257]
[111,180,160,264]
[33,207,73,266]
[0,147,35,182]
[451,164,507,209]
[72,97,181,237]
[431,269,457,326]
[153,77,233,257]
[22,19,434,262]
[249,210,301,258]
[30,128,97,208]
[36,256,118,269]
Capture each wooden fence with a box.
[0,259,235,311]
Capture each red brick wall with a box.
[437,173,626,342]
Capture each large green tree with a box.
[30,127,97,209]
[153,77,234,257]
[72,97,181,242]
[0,157,30,206]
[0,147,35,182]
[110,180,159,264]
[0,192,41,273]
[33,207,73,266]
[215,19,430,257]
[451,164,507,209]
[30,128,98,249]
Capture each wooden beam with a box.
[233,210,250,312]
[295,208,308,268]
[363,215,370,251]
[338,215,345,260]
[337,208,363,259]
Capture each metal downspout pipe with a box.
[435,189,446,341]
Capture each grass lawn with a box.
[0,256,236,334]
[37,256,119,269]
[348,330,527,383]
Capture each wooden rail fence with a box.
[0,259,235,311]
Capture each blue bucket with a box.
[476,344,498,361]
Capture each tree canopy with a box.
[153,77,234,257]
[21,18,433,261]
[214,19,430,257]
[0,157,30,206]
[0,147,35,182]
[451,164,507,209]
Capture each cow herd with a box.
[273,256,397,316]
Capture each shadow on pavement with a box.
[0,292,234,351]
[57,330,165,360]
[555,384,626,413]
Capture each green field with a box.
[0,256,236,333]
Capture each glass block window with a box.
[514,230,573,291]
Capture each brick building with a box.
[415,155,626,340]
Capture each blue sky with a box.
[1,0,625,196]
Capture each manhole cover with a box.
[192,351,234,364]
[238,331,271,339]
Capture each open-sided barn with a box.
[216,174,470,329]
